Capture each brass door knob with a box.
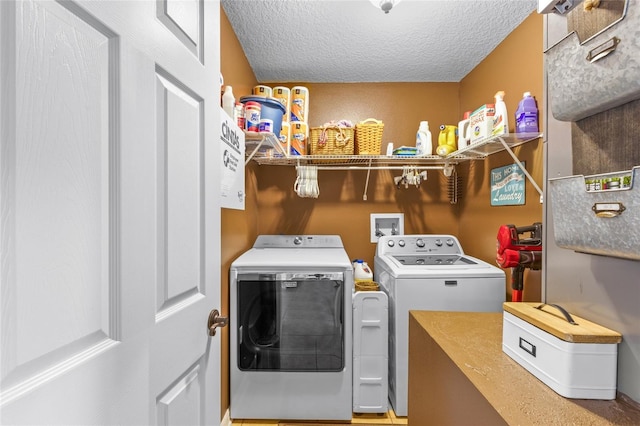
[207,309,229,336]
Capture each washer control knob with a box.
[416,239,425,248]
[387,240,395,247]
[435,239,443,247]
[293,236,303,245]
[398,240,405,247]
[446,238,454,247]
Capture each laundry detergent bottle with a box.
[415,121,433,156]
[353,259,373,282]
[492,91,508,136]
[436,124,458,156]
[515,92,539,134]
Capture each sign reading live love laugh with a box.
[491,162,526,206]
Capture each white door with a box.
[0,1,222,424]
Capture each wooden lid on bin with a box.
[503,302,622,344]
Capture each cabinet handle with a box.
[592,202,626,218]
[586,37,620,63]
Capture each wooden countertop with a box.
[409,310,640,425]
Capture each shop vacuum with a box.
[496,223,542,302]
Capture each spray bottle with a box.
[415,121,433,156]
[492,91,509,136]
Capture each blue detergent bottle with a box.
[515,92,539,134]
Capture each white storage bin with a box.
[353,290,388,413]
[502,302,622,400]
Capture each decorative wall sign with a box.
[491,162,526,206]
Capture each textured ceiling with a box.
[221,0,538,83]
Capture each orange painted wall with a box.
[253,82,461,266]
[459,12,544,301]
[219,9,258,415]
[220,6,544,417]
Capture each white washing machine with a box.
[229,235,353,421]
[374,234,505,417]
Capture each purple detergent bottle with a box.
[515,92,539,134]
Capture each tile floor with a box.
[231,410,407,425]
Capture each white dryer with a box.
[374,234,505,417]
[230,235,353,421]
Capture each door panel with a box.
[1,0,119,402]
[1,1,221,424]
[156,362,203,425]
[157,0,203,60]
[156,68,204,312]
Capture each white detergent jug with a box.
[353,259,373,282]
[415,121,433,156]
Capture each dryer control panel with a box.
[376,235,463,256]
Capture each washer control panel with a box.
[378,235,462,255]
[254,235,344,249]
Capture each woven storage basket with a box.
[355,118,384,155]
[355,280,380,292]
[309,126,355,156]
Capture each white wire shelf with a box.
[245,131,543,168]
[449,132,543,159]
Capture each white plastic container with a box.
[353,290,388,413]
[493,90,509,136]
[353,259,373,282]
[415,121,432,156]
[222,85,235,118]
[259,118,273,133]
[502,302,621,400]
[386,142,394,156]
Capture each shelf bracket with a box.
[363,158,373,201]
[443,162,455,177]
[245,136,265,165]
[497,137,544,203]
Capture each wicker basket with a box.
[355,280,380,292]
[355,118,384,155]
[309,126,355,156]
